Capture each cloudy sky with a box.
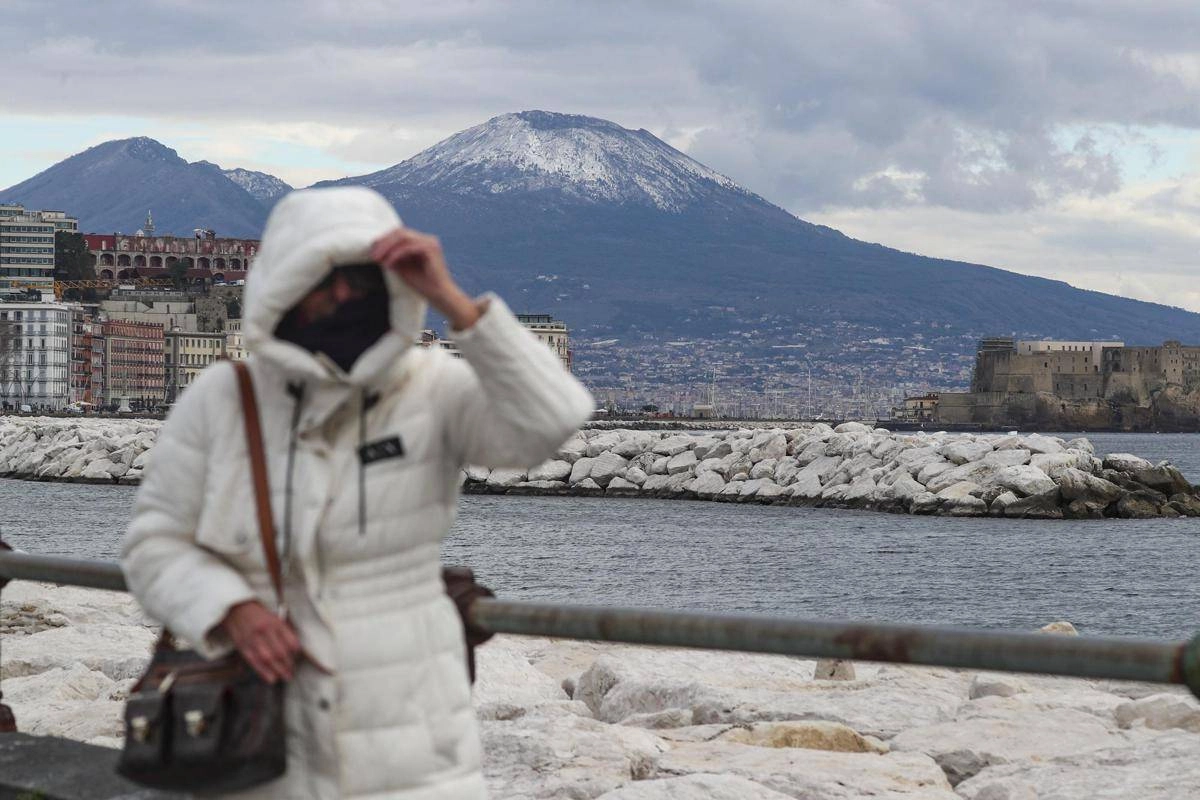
[3,1,1198,310]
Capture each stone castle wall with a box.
[940,342,1200,430]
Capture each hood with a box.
[244,186,426,383]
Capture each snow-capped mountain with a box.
[355,111,747,211]
[321,111,1200,346]
[7,114,1200,354]
[222,168,293,205]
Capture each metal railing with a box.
[2,548,1199,697]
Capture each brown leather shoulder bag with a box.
[117,361,286,794]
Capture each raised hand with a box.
[369,228,483,330]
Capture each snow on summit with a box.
[222,168,293,204]
[363,111,747,211]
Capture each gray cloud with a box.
[2,0,1199,216]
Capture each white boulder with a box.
[940,440,993,465]
[625,467,649,486]
[569,456,597,484]
[590,452,631,487]
[990,464,1057,497]
[649,741,956,799]
[666,450,698,475]
[1021,433,1066,454]
[653,436,694,456]
[595,773,794,799]
[1104,453,1154,472]
[690,471,726,498]
[891,701,1120,786]
[1115,693,1200,733]
[528,460,572,482]
[749,458,777,480]
[556,436,588,463]
[487,468,526,488]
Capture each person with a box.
[122,186,594,799]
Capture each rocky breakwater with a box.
[6,582,1200,798]
[1,416,1197,521]
[466,423,1200,520]
[0,417,159,485]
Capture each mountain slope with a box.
[0,138,271,237]
[320,111,1200,347]
[6,115,1200,390]
[222,167,293,205]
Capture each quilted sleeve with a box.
[121,364,257,658]
[440,294,594,469]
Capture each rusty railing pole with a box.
[468,600,1200,698]
[0,549,127,592]
[3,549,1200,699]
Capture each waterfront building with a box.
[225,318,247,361]
[69,306,106,406]
[90,321,106,406]
[516,313,572,371]
[1015,340,1121,369]
[84,228,259,284]
[417,329,462,358]
[971,338,1126,398]
[0,205,78,291]
[938,337,1198,427]
[165,330,226,401]
[1103,340,1200,386]
[102,319,165,410]
[893,393,940,422]
[101,297,200,333]
[415,315,571,368]
[0,300,73,410]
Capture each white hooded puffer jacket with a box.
[122,187,594,799]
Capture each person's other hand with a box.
[370,228,483,330]
[220,600,301,683]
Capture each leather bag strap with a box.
[232,361,286,611]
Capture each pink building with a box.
[85,228,259,284]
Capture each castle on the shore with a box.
[935,338,1200,430]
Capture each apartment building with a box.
[517,313,572,372]
[103,319,165,410]
[165,330,226,400]
[0,301,73,410]
[225,317,247,361]
[0,205,78,291]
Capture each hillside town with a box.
[0,204,572,413]
[7,200,1200,426]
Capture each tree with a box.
[168,259,189,290]
[225,297,242,318]
[55,231,98,301]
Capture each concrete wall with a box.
[193,295,228,333]
[934,392,1039,426]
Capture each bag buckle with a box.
[130,716,151,742]
[184,709,208,737]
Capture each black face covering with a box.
[276,292,392,373]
